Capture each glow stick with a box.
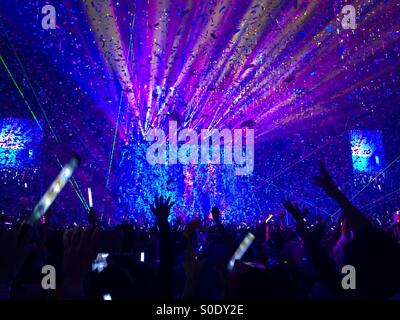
[265,214,273,224]
[88,188,93,207]
[27,155,80,225]
[140,252,145,262]
[227,232,255,271]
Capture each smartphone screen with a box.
[92,253,109,272]
[192,229,207,255]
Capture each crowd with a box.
[1,162,400,300]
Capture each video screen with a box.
[0,118,43,168]
[349,130,385,175]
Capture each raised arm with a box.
[211,206,234,254]
[282,198,343,297]
[150,195,175,299]
[314,161,371,233]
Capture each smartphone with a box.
[192,229,207,255]
[92,253,109,272]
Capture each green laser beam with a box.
[0,22,59,143]
[106,14,136,188]
[0,21,89,210]
[0,55,43,130]
[1,54,89,210]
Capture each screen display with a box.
[0,118,43,168]
[349,130,385,174]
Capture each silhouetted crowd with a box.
[1,162,400,300]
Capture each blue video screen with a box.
[349,130,385,174]
[0,118,43,168]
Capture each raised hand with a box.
[314,161,344,199]
[150,195,175,225]
[150,195,175,299]
[62,226,101,298]
[282,198,308,221]
[315,162,371,232]
[282,198,309,235]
